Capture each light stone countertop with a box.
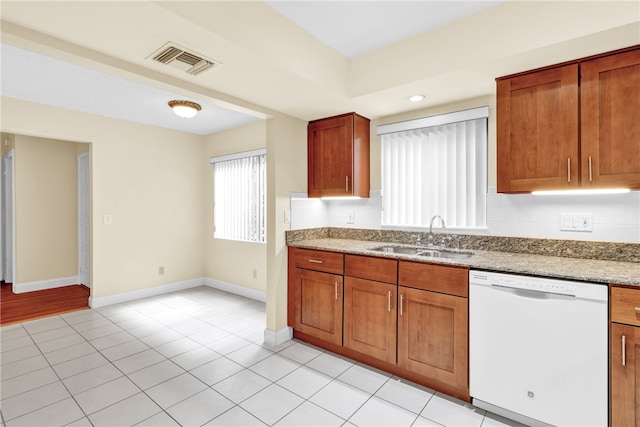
[289,238,640,286]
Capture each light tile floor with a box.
[0,286,518,427]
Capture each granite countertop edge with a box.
[288,238,640,287]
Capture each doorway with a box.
[78,152,90,287]
[2,150,15,286]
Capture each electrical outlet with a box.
[560,213,593,232]
[103,214,112,225]
[347,210,355,224]
[252,269,257,279]
[158,266,165,275]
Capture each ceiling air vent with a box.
[149,43,221,76]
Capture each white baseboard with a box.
[89,278,204,308]
[204,278,266,303]
[264,326,293,348]
[14,276,80,294]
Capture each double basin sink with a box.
[371,245,473,260]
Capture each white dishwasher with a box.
[469,270,608,427]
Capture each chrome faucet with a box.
[428,215,446,247]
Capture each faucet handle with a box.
[426,234,435,246]
[442,235,460,250]
[450,235,460,250]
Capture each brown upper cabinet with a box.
[308,112,370,198]
[497,46,640,193]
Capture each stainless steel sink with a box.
[429,250,473,260]
[372,246,424,255]
[371,246,473,259]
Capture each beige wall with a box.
[1,97,307,336]
[204,121,268,293]
[203,116,308,333]
[14,135,81,283]
[2,97,205,298]
[265,113,307,332]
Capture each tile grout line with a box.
[2,287,494,427]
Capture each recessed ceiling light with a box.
[409,95,425,102]
[168,100,201,118]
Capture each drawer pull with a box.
[308,259,323,264]
[622,335,627,367]
[634,307,640,312]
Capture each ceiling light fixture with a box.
[168,100,201,118]
[409,95,425,102]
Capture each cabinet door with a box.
[398,286,468,398]
[497,64,579,193]
[343,277,397,363]
[611,323,640,426]
[308,114,354,197]
[581,49,640,190]
[292,268,343,345]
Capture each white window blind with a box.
[210,149,266,243]
[379,107,488,229]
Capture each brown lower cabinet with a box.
[610,285,640,426]
[398,286,468,396]
[288,247,470,401]
[343,276,397,364]
[288,248,344,346]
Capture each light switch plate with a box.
[560,213,592,232]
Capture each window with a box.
[210,149,266,243]
[378,106,488,229]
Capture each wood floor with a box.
[0,283,90,326]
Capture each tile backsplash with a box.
[290,187,640,243]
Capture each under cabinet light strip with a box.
[531,188,630,196]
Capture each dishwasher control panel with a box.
[469,271,607,300]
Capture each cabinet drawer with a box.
[292,247,343,274]
[611,287,640,327]
[345,254,397,284]
[398,261,468,298]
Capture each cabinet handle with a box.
[400,294,404,316]
[335,282,339,300]
[567,158,571,183]
[635,307,640,312]
[387,291,392,312]
[588,156,593,182]
[622,335,627,367]
[308,259,323,264]
[345,176,349,192]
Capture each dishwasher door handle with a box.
[490,283,575,299]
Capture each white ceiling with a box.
[1,1,638,136]
[264,1,503,58]
[0,43,262,135]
